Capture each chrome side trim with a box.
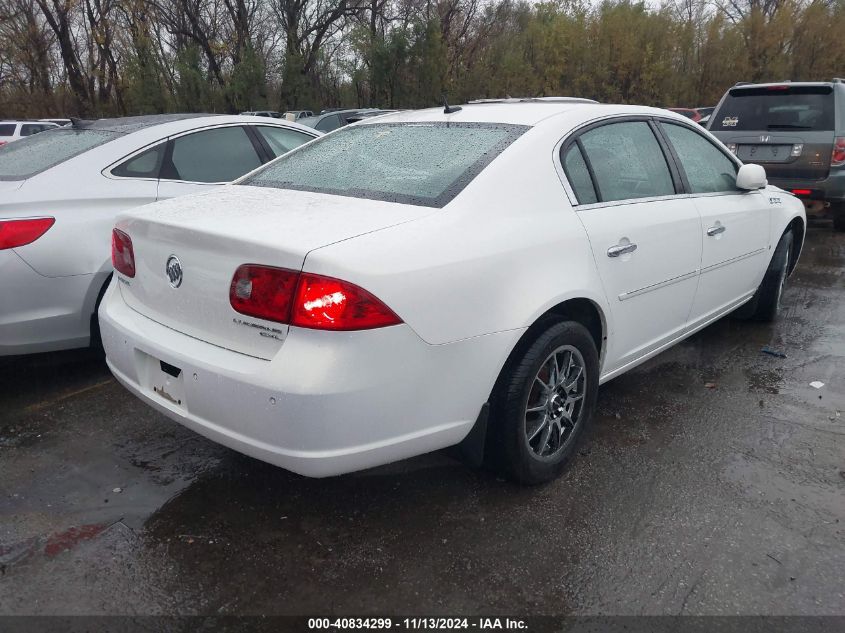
[618,270,698,301]
[701,248,766,275]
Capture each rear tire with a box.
[89,273,113,351]
[736,231,793,322]
[487,320,599,485]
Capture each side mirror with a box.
[736,163,767,190]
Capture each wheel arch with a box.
[494,296,608,397]
[784,215,805,276]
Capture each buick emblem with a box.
[760,135,770,143]
[166,255,183,288]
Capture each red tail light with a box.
[111,229,135,278]
[0,217,55,250]
[292,273,402,330]
[791,189,811,196]
[229,265,402,331]
[832,137,845,167]
[229,265,299,323]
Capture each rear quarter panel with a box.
[302,126,610,347]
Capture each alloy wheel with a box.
[524,345,587,459]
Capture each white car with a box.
[99,101,806,484]
[39,118,72,127]
[0,114,319,355]
[0,120,60,146]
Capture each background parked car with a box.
[298,109,392,132]
[241,111,282,118]
[0,120,59,146]
[345,110,398,123]
[708,79,845,230]
[39,118,72,126]
[283,110,314,120]
[0,113,320,356]
[667,107,703,122]
[665,107,714,124]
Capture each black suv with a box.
[709,80,845,230]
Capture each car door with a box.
[561,118,703,374]
[156,125,264,200]
[658,120,770,322]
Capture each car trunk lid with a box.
[117,185,432,359]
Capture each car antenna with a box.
[443,96,462,114]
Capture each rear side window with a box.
[315,115,342,132]
[0,129,117,180]
[255,126,313,158]
[711,86,834,131]
[112,144,164,178]
[243,122,528,208]
[562,144,598,204]
[661,123,738,194]
[0,124,16,137]
[578,121,675,202]
[21,124,49,136]
[163,126,261,183]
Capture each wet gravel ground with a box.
[1,223,843,617]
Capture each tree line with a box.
[0,0,843,118]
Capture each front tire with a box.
[487,321,599,485]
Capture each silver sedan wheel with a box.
[524,345,587,459]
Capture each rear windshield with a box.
[711,86,834,131]
[242,122,529,207]
[0,128,118,180]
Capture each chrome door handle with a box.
[607,242,638,257]
[707,225,726,236]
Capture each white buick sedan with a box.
[100,100,805,484]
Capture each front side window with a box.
[243,122,528,208]
[0,128,117,180]
[661,123,738,194]
[164,126,261,183]
[562,144,598,204]
[255,126,314,158]
[579,121,675,202]
[112,144,165,178]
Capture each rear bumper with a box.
[0,250,106,356]
[769,168,845,203]
[99,281,521,477]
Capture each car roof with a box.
[355,101,695,129]
[62,114,319,140]
[730,80,842,89]
[69,113,218,134]
[0,120,59,124]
